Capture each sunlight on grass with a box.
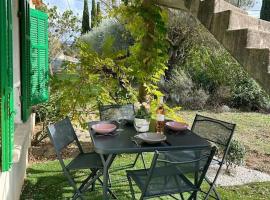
[180,111,270,154]
[22,155,270,200]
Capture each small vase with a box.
[134,118,150,132]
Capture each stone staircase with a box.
[157,0,270,94]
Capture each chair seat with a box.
[66,152,103,170]
[127,167,197,197]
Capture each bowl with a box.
[91,123,117,134]
[166,121,189,132]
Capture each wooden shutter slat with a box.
[30,9,49,105]
[0,0,14,171]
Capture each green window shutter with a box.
[20,0,32,122]
[30,9,49,105]
[0,0,14,171]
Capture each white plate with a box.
[135,132,167,144]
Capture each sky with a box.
[247,0,262,17]
[43,0,263,18]
[44,0,87,16]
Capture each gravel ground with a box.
[207,164,270,186]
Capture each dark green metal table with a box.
[88,123,211,200]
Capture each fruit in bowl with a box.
[92,123,117,134]
[165,121,189,132]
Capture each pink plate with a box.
[166,121,189,132]
[92,123,117,134]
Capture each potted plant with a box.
[134,102,151,132]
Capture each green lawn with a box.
[180,111,270,154]
[22,111,270,199]
[21,155,270,200]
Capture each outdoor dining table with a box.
[88,122,211,200]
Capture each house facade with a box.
[0,0,49,199]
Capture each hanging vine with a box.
[112,0,169,102]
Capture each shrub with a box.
[166,10,270,111]
[81,18,133,55]
[225,139,246,173]
[160,69,209,110]
[231,77,270,111]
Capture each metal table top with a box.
[88,122,211,155]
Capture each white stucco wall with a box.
[13,0,22,124]
[0,116,33,200]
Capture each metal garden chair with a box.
[99,104,146,170]
[191,114,236,200]
[126,146,216,200]
[99,104,135,122]
[47,117,115,200]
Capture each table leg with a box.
[100,154,116,200]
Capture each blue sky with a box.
[44,0,87,16]
[44,0,263,18]
[247,0,262,17]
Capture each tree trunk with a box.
[138,84,147,103]
[260,0,270,21]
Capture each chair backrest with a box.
[47,117,83,154]
[191,114,236,150]
[99,104,135,121]
[143,147,216,196]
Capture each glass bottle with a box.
[156,97,165,133]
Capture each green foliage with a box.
[260,0,270,21]
[166,10,270,110]
[32,90,64,145]
[37,6,81,64]
[150,99,185,123]
[111,0,169,99]
[96,2,102,25]
[231,77,270,111]
[225,140,246,172]
[134,104,151,119]
[160,69,209,110]
[40,1,174,128]
[91,0,97,28]
[82,0,91,34]
[81,18,132,55]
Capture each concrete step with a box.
[226,29,270,49]
[213,0,247,14]
[244,48,270,94]
[197,0,247,29]
[214,10,270,33]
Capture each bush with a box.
[81,18,133,55]
[166,10,270,111]
[160,69,209,109]
[231,77,270,111]
[225,140,246,172]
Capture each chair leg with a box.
[132,153,140,167]
[127,175,136,200]
[204,177,221,200]
[140,153,147,169]
[180,193,185,200]
[97,177,118,199]
[63,169,83,200]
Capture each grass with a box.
[22,110,270,199]
[180,111,270,155]
[21,155,270,200]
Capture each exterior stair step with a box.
[213,10,270,32]
[226,29,270,50]
[244,48,270,94]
